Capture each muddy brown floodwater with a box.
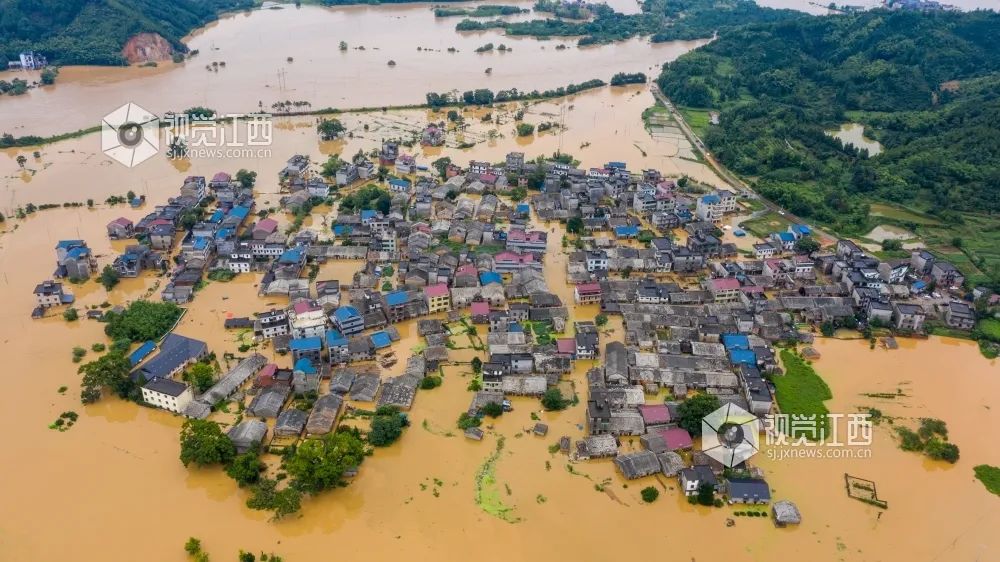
[0,43,998,562]
[0,0,704,136]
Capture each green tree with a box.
[285,431,366,493]
[516,123,535,137]
[235,169,257,188]
[793,237,820,254]
[881,239,903,252]
[541,387,568,411]
[696,482,715,506]
[676,393,721,436]
[595,313,609,327]
[185,362,216,393]
[432,157,452,180]
[509,186,528,202]
[63,307,79,322]
[481,401,503,417]
[226,450,264,487]
[179,420,236,467]
[457,412,481,430]
[238,552,255,562]
[184,537,202,556]
[317,118,346,140]
[566,216,584,234]
[78,352,133,403]
[640,486,659,503]
[100,265,120,291]
[246,478,302,519]
[104,301,183,342]
[368,406,408,446]
[16,155,27,168]
[40,67,58,85]
[471,357,483,374]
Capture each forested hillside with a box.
[657,10,1000,232]
[461,0,802,46]
[0,0,253,65]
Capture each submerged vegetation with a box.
[773,350,833,439]
[894,418,960,463]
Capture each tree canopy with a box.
[676,392,720,436]
[284,430,366,494]
[179,419,236,467]
[104,300,183,343]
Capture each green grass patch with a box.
[976,318,1000,342]
[740,211,794,240]
[678,106,713,138]
[974,465,1000,496]
[641,104,671,131]
[869,203,942,226]
[773,350,833,440]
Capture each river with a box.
[0,1,702,137]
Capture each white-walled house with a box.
[141,379,194,414]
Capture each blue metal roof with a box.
[215,227,234,240]
[388,178,411,188]
[614,225,640,237]
[791,224,811,235]
[721,333,750,351]
[294,357,317,374]
[360,209,377,221]
[229,206,250,221]
[370,331,392,349]
[607,161,626,169]
[56,240,84,249]
[516,203,530,214]
[776,232,795,242]
[325,329,347,347]
[208,209,225,223]
[480,271,502,285]
[289,336,322,351]
[701,194,721,204]
[66,247,90,259]
[729,349,757,366]
[278,248,303,263]
[333,224,352,236]
[193,237,209,251]
[334,305,361,322]
[128,340,157,367]
[384,290,408,307]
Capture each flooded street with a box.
[0,1,703,136]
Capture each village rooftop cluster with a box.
[31,136,996,525]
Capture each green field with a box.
[773,350,833,440]
[740,211,794,239]
[678,106,713,139]
[977,318,1000,341]
[869,203,942,226]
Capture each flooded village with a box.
[1,3,998,562]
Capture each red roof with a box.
[256,364,277,387]
[556,338,575,354]
[109,217,133,227]
[660,427,693,451]
[424,283,449,298]
[576,282,602,295]
[456,264,477,276]
[710,277,741,291]
[293,301,319,314]
[255,218,278,233]
[639,404,670,425]
[211,172,231,183]
[470,301,490,315]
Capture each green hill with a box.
[0,0,253,65]
[657,9,1000,285]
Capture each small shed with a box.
[247,387,289,419]
[350,374,380,402]
[329,371,356,394]
[614,451,662,479]
[274,409,308,437]
[772,500,802,527]
[532,423,549,436]
[657,451,685,476]
[306,394,344,436]
[227,420,267,454]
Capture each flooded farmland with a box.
[0,1,705,136]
